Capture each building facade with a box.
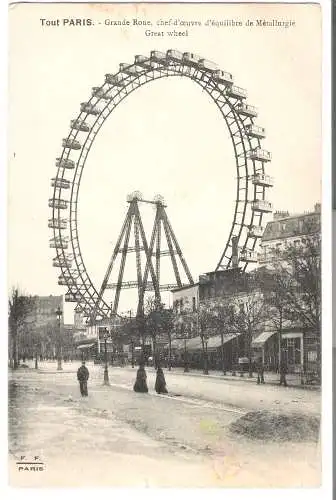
[259,203,321,264]
[20,295,64,359]
[169,202,321,378]
[258,204,321,376]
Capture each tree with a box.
[198,308,213,374]
[161,308,174,370]
[207,302,235,375]
[230,290,267,377]
[172,312,190,372]
[8,288,35,369]
[144,296,173,368]
[263,235,321,374]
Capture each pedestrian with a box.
[256,357,265,384]
[279,357,288,387]
[133,364,148,393]
[77,361,89,396]
[155,366,168,394]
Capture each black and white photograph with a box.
[6,0,328,490]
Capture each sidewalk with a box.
[157,366,320,391]
[19,360,320,390]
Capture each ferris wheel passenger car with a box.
[51,178,71,189]
[65,292,82,302]
[80,102,101,115]
[182,52,202,66]
[134,55,149,66]
[213,69,233,86]
[56,158,75,169]
[119,63,141,76]
[166,50,184,62]
[150,50,167,62]
[70,120,90,132]
[199,59,218,72]
[62,138,81,150]
[227,85,247,100]
[105,74,125,86]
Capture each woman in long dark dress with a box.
[133,364,148,393]
[155,367,168,394]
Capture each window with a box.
[239,303,245,314]
[192,297,196,312]
[180,299,183,312]
[308,351,317,362]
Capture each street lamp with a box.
[35,343,38,370]
[184,339,189,373]
[130,338,135,368]
[126,310,135,368]
[201,332,209,375]
[55,306,63,371]
[103,328,110,385]
[182,324,189,373]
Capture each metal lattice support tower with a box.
[90,193,194,323]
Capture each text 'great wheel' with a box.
[49,49,273,320]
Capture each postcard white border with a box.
[1,1,332,499]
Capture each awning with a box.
[168,332,242,352]
[170,338,186,350]
[252,331,276,347]
[282,332,303,339]
[188,337,203,351]
[77,343,95,350]
[188,332,242,352]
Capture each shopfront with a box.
[281,332,303,374]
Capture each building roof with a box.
[171,283,199,293]
[261,211,320,242]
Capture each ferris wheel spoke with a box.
[52,50,271,318]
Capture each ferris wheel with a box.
[49,49,273,320]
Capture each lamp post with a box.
[35,344,38,370]
[184,336,189,373]
[103,328,110,385]
[130,339,135,368]
[126,310,135,368]
[55,306,63,371]
[201,333,209,375]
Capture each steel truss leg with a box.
[163,212,194,284]
[90,204,133,323]
[135,203,161,316]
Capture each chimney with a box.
[273,210,290,220]
[314,203,321,213]
[231,236,239,268]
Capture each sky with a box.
[8,2,322,322]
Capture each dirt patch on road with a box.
[230,411,320,442]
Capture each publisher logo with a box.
[16,456,45,472]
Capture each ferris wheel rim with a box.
[50,51,271,318]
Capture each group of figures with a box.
[76,359,289,397]
[134,365,168,395]
[76,361,168,396]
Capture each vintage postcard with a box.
[7,0,327,491]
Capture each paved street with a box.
[9,361,321,487]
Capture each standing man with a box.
[256,356,265,384]
[279,356,288,387]
[77,361,89,396]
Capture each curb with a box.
[121,367,321,391]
